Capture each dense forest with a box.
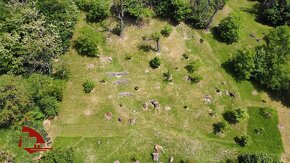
[0,0,289,162]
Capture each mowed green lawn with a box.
[1,0,284,162]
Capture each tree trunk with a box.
[119,18,124,37]
[156,40,160,52]
[205,9,218,31]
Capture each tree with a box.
[150,57,161,69]
[113,0,126,37]
[74,35,99,57]
[258,0,290,26]
[237,153,280,163]
[125,0,153,21]
[161,25,173,37]
[234,135,251,147]
[151,32,161,52]
[215,11,243,44]
[232,26,290,91]
[213,121,228,134]
[0,75,32,128]
[232,49,255,79]
[0,3,63,75]
[185,60,201,74]
[86,0,110,22]
[40,147,75,163]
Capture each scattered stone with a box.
[252,90,258,96]
[87,64,94,69]
[100,79,106,84]
[154,144,163,153]
[204,95,213,104]
[224,90,229,96]
[84,109,91,117]
[229,91,236,98]
[114,160,120,163]
[169,157,174,163]
[113,79,128,85]
[134,86,139,91]
[128,118,136,125]
[221,81,226,85]
[143,103,149,110]
[216,88,222,95]
[100,55,113,63]
[105,112,113,120]
[199,38,204,43]
[107,72,129,77]
[155,84,160,89]
[97,140,101,145]
[119,92,133,97]
[145,69,149,73]
[165,106,171,111]
[250,33,255,38]
[150,100,160,109]
[152,153,159,161]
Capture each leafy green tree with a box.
[234,135,251,147]
[125,0,153,21]
[0,75,32,128]
[232,26,290,91]
[150,57,161,69]
[185,60,201,74]
[86,0,110,22]
[40,147,75,163]
[161,25,173,37]
[237,153,280,163]
[258,0,290,26]
[74,35,99,57]
[232,49,255,79]
[213,121,228,134]
[151,32,162,52]
[37,0,79,51]
[39,96,59,118]
[215,11,243,43]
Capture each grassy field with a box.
[1,0,288,162]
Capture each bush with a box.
[39,96,59,118]
[86,0,109,22]
[185,60,201,74]
[213,121,228,134]
[150,57,161,69]
[82,80,95,93]
[215,12,243,44]
[40,147,75,163]
[74,35,99,57]
[259,108,273,118]
[188,74,202,84]
[237,153,280,163]
[161,25,173,37]
[223,108,248,124]
[234,135,251,147]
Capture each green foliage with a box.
[223,108,248,124]
[0,149,14,163]
[86,0,110,22]
[150,57,161,69]
[259,108,273,118]
[234,135,252,147]
[213,121,228,134]
[0,75,32,128]
[185,60,201,74]
[0,3,63,75]
[151,32,161,41]
[82,80,95,93]
[37,0,79,51]
[232,26,290,91]
[237,153,280,163]
[215,11,243,43]
[161,25,173,37]
[39,96,59,118]
[74,36,99,57]
[153,0,175,18]
[125,0,153,20]
[188,74,203,84]
[40,147,75,163]
[258,0,290,26]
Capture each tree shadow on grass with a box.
[138,44,155,52]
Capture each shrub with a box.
[161,25,173,37]
[86,0,109,22]
[74,35,99,57]
[82,80,95,93]
[150,57,161,69]
[237,153,280,163]
[39,96,60,118]
[259,108,273,118]
[234,135,251,147]
[188,74,202,84]
[185,60,201,74]
[215,11,243,44]
[223,108,248,124]
[213,121,228,134]
[40,147,75,163]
